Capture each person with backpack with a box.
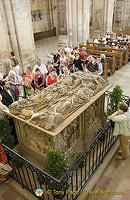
[109,102,130,160]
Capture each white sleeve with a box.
[32,66,36,73]
[98,63,103,75]
[44,65,48,73]
[112,115,126,122]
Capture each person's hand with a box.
[115,111,120,115]
[118,109,124,114]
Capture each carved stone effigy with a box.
[7,72,111,167]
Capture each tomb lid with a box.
[5,72,112,136]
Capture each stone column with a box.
[122,0,130,29]
[77,0,83,43]
[103,0,115,33]
[57,0,69,47]
[91,0,103,38]
[58,0,90,47]
[67,0,73,45]
[71,0,78,46]
[11,0,36,72]
[83,0,90,42]
[0,0,36,73]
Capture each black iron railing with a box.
[2,120,116,200]
[2,93,130,200]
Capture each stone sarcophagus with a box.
[6,72,111,167]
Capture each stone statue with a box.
[9,72,109,130]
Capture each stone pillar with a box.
[77,0,83,43]
[112,0,129,32]
[67,0,73,45]
[0,0,36,73]
[57,0,68,47]
[11,0,36,72]
[122,0,130,30]
[58,0,90,47]
[92,0,115,38]
[91,0,104,38]
[72,0,78,46]
[103,0,115,33]
[83,0,90,42]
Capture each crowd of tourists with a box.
[93,32,129,49]
[0,46,107,111]
[0,32,129,112]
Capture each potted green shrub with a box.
[44,149,69,199]
[0,116,15,149]
[106,85,123,117]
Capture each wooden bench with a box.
[79,53,115,79]
[79,46,120,71]
[79,44,123,70]
[85,41,128,65]
[86,40,130,65]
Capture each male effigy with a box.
[8,72,111,167]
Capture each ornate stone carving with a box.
[21,123,51,156]
[9,72,109,130]
[56,118,80,153]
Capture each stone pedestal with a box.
[58,35,69,47]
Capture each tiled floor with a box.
[0,37,130,200]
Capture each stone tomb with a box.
[7,72,111,168]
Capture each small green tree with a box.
[44,149,68,180]
[107,85,123,116]
[0,116,15,148]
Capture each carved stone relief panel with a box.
[56,117,80,153]
[16,121,52,157]
[84,96,104,137]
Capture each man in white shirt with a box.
[33,59,48,78]
[94,38,99,43]
[64,45,73,53]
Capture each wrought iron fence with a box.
[2,93,130,200]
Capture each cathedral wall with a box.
[30,0,58,35]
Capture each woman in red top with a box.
[46,68,58,86]
[34,68,45,89]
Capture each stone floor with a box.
[87,142,130,200]
[0,37,130,200]
[0,183,24,200]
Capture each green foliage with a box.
[106,85,123,116]
[0,116,15,148]
[44,149,68,180]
